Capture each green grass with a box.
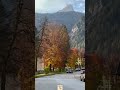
[35,71,66,78]
[35,73,55,78]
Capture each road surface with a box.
[35,71,85,90]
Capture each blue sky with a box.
[35,0,85,13]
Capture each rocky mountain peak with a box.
[58,4,74,12]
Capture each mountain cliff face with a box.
[35,11,84,32]
[70,16,85,49]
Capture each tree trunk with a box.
[49,64,51,72]
[1,60,6,90]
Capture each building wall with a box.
[37,57,44,71]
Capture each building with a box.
[37,57,44,71]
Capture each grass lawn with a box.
[35,73,55,78]
[35,71,66,78]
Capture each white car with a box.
[80,71,85,82]
[81,67,85,70]
[75,68,81,71]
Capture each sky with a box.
[35,0,85,13]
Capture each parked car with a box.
[81,67,85,70]
[75,68,81,71]
[66,69,73,73]
[80,71,85,82]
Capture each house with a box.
[37,57,44,71]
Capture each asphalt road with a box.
[35,71,85,90]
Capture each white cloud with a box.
[35,0,85,13]
[35,0,67,13]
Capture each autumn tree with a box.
[67,48,79,69]
[79,48,85,67]
[35,17,48,71]
[40,22,70,71]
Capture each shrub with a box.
[44,67,50,74]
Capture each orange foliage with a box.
[67,48,79,68]
[40,23,70,69]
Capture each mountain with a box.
[35,5,85,50]
[58,4,74,12]
[35,9,84,32]
[70,16,85,49]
